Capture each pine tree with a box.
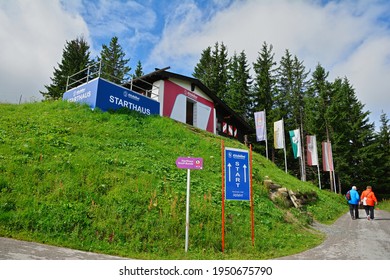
[328,78,376,191]
[193,46,213,88]
[373,112,390,195]
[225,51,251,119]
[275,50,309,179]
[41,36,91,100]
[133,60,144,78]
[305,64,331,140]
[305,64,333,184]
[252,42,277,116]
[193,42,229,100]
[98,36,131,84]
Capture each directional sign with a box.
[176,157,203,170]
[175,156,204,252]
[224,147,250,201]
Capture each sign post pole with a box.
[175,157,203,253]
[221,140,225,253]
[185,168,190,252]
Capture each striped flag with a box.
[228,125,233,136]
[306,135,319,166]
[274,119,285,149]
[289,129,301,159]
[322,141,334,171]
[254,111,266,141]
[222,122,227,134]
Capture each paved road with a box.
[278,209,390,260]
[0,237,126,260]
[1,209,389,260]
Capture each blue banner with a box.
[63,78,160,116]
[225,147,250,201]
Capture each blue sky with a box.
[1,0,389,130]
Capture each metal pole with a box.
[250,145,255,246]
[185,168,190,252]
[317,164,322,189]
[221,140,225,253]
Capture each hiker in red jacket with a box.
[360,186,378,220]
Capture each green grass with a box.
[0,101,349,259]
[378,199,390,212]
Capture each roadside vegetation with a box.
[1,101,352,259]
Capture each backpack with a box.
[345,191,351,200]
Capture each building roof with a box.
[126,68,254,134]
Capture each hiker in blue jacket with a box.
[348,186,360,220]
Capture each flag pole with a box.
[221,140,225,253]
[317,164,321,189]
[250,144,255,247]
[265,109,269,160]
[283,118,287,173]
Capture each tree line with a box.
[41,36,143,100]
[194,41,389,197]
[41,37,390,198]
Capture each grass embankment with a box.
[0,101,348,259]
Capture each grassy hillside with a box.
[0,101,348,259]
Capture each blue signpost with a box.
[224,147,250,201]
[222,144,254,252]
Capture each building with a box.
[63,66,253,143]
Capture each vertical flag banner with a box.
[222,122,227,134]
[228,125,233,136]
[274,119,285,149]
[254,111,266,142]
[322,141,334,171]
[307,135,319,166]
[289,129,301,159]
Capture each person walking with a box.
[347,186,360,219]
[360,186,378,220]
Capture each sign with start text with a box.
[224,147,250,201]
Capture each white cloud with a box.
[147,0,390,129]
[0,0,89,103]
[1,0,388,130]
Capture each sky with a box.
[1,0,389,130]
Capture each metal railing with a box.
[65,61,160,100]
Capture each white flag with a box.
[322,141,334,171]
[254,111,266,141]
[274,119,285,149]
[306,135,319,166]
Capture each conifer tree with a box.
[41,36,91,100]
[276,50,309,179]
[251,42,277,157]
[133,60,144,78]
[327,78,376,191]
[252,42,277,117]
[372,112,390,195]
[193,46,213,88]
[98,36,131,84]
[193,42,229,100]
[305,64,333,183]
[225,51,251,119]
[305,64,331,141]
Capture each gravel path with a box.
[278,209,390,260]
